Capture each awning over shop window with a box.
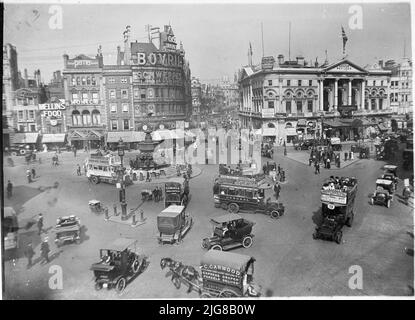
[42,133,66,143]
[107,131,134,143]
[12,132,39,144]
[323,119,345,128]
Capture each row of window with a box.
[17,110,35,120]
[18,124,37,132]
[71,110,101,126]
[72,92,100,103]
[107,77,129,84]
[390,81,410,88]
[17,97,36,106]
[133,87,184,100]
[284,100,314,114]
[109,89,129,100]
[391,93,410,102]
[110,103,129,113]
[271,79,315,87]
[71,76,98,86]
[111,119,130,131]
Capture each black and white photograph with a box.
[1,0,414,302]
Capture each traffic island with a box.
[105,205,146,227]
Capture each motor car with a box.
[313,215,343,244]
[157,205,193,244]
[370,189,393,208]
[295,139,315,150]
[376,178,395,194]
[54,215,81,247]
[90,238,148,293]
[201,214,255,251]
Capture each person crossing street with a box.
[273,182,281,200]
[7,180,13,199]
[40,238,50,264]
[24,242,35,269]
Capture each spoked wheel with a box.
[334,231,343,244]
[172,276,181,289]
[228,203,239,214]
[270,210,281,219]
[90,176,99,184]
[242,236,253,248]
[211,244,223,251]
[132,259,141,274]
[218,289,238,298]
[115,277,126,294]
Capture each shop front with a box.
[41,133,67,152]
[68,128,104,150]
[285,123,297,144]
[10,132,40,153]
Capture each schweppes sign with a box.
[135,52,184,67]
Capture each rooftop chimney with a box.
[277,54,284,65]
[63,54,69,68]
[296,55,305,66]
[24,68,29,88]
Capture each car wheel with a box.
[172,275,181,289]
[94,282,102,291]
[115,277,126,294]
[211,244,222,251]
[270,210,280,219]
[11,151,17,156]
[91,176,99,184]
[346,213,354,227]
[228,203,239,213]
[242,236,253,248]
[201,239,210,249]
[386,200,391,208]
[132,259,141,274]
[335,231,342,244]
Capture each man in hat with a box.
[24,242,35,269]
[40,237,50,264]
[6,180,13,199]
[37,213,44,235]
[273,182,281,200]
[76,164,82,176]
[26,168,32,183]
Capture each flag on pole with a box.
[341,26,348,55]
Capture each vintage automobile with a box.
[313,215,344,244]
[54,215,82,247]
[330,137,342,151]
[164,177,190,208]
[370,189,393,207]
[376,178,395,194]
[89,199,108,214]
[157,205,193,244]
[381,172,399,189]
[201,214,255,251]
[295,139,315,151]
[90,238,148,293]
[383,164,398,177]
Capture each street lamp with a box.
[117,138,127,220]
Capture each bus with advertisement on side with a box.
[85,154,132,185]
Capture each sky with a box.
[3,1,413,84]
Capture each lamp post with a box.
[117,138,127,220]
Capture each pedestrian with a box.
[24,242,35,269]
[350,151,354,160]
[327,157,331,169]
[26,168,32,183]
[73,146,77,158]
[273,182,281,200]
[7,180,13,198]
[403,186,411,206]
[344,151,348,161]
[37,213,44,235]
[76,164,82,176]
[40,237,50,264]
[277,164,281,176]
[31,167,36,179]
[337,155,341,168]
[263,164,268,175]
[348,151,352,160]
[315,161,320,174]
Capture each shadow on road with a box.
[311,207,322,227]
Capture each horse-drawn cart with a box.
[160,250,261,297]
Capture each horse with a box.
[181,265,201,294]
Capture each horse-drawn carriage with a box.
[160,250,261,297]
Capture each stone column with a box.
[348,79,352,105]
[319,80,324,111]
[334,79,338,110]
[361,80,365,110]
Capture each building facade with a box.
[191,77,202,124]
[388,58,412,116]
[116,25,192,130]
[239,54,393,143]
[62,52,106,149]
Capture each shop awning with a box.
[11,132,39,144]
[42,133,66,143]
[107,131,133,143]
[323,119,345,128]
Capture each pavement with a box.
[2,146,414,299]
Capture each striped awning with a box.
[12,133,39,144]
[42,133,66,143]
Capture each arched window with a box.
[91,110,101,125]
[285,122,293,129]
[72,110,81,126]
[82,110,91,125]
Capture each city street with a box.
[3,145,413,299]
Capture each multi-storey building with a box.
[62,51,106,149]
[191,77,202,124]
[116,24,192,131]
[239,54,393,144]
